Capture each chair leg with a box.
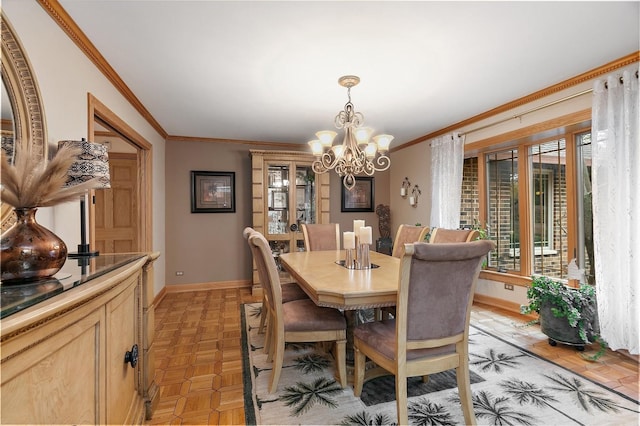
[266,338,274,363]
[374,308,382,321]
[263,311,273,355]
[258,295,267,334]
[396,372,409,426]
[457,358,477,425]
[269,340,285,394]
[353,345,365,396]
[334,339,347,388]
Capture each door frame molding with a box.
[87,93,153,252]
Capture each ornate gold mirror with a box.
[1,12,47,230]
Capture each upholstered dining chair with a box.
[353,240,496,426]
[242,227,308,336]
[391,224,430,258]
[377,224,430,320]
[301,223,341,251]
[429,227,480,243]
[248,230,348,393]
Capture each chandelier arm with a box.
[371,154,391,172]
[343,173,356,191]
[312,151,340,174]
[352,112,364,128]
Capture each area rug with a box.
[241,303,639,425]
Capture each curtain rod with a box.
[460,70,638,137]
[459,89,593,137]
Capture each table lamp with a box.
[58,138,111,257]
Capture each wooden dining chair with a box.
[243,227,308,336]
[353,240,496,426]
[301,223,341,251]
[391,224,430,258]
[248,230,348,393]
[429,227,479,243]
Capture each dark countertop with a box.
[0,253,146,319]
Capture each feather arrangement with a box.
[1,144,99,208]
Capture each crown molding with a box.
[393,51,639,153]
[166,134,304,150]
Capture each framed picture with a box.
[191,171,235,213]
[271,190,288,209]
[341,176,374,212]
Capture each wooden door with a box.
[95,153,139,254]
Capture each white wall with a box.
[4,1,167,295]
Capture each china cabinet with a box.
[250,150,330,295]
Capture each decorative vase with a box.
[1,207,68,283]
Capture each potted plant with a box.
[520,276,605,360]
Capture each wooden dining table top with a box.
[279,250,400,310]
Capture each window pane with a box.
[529,139,568,278]
[576,132,595,285]
[486,150,520,272]
[460,157,479,228]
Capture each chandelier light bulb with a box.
[309,75,392,190]
[332,144,345,157]
[316,130,337,148]
[364,142,377,159]
[308,140,323,156]
[373,134,393,152]
[354,127,373,145]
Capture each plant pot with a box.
[539,298,599,347]
[1,208,68,283]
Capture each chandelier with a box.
[308,75,393,190]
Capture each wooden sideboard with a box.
[0,252,160,424]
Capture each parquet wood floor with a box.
[147,288,639,425]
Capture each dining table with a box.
[278,249,400,311]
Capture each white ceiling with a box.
[58,1,639,147]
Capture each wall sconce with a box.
[400,177,411,197]
[409,184,421,207]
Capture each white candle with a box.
[360,226,372,245]
[343,231,355,249]
[400,187,406,197]
[353,220,365,238]
[409,196,415,206]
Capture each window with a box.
[529,139,568,279]
[463,121,592,283]
[485,149,520,272]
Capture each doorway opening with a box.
[87,93,153,253]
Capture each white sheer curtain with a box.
[592,65,639,354]
[429,132,464,229]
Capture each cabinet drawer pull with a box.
[124,344,139,368]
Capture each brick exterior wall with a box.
[461,154,570,279]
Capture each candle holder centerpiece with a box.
[343,220,372,269]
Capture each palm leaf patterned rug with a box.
[241,303,639,425]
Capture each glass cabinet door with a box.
[265,162,317,254]
[266,164,290,236]
[294,165,316,228]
